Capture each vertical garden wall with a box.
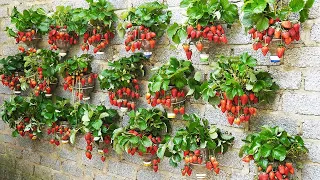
[0,0,319,180]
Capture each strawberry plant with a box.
[118,1,172,58]
[157,114,234,176]
[240,126,309,180]
[99,53,147,111]
[1,96,50,140]
[112,108,170,172]
[56,54,98,101]
[81,105,119,161]
[242,0,315,60]
[78,0,117,54]
[0,53,28,94]
[167,0,238,61]
[43,98,73,146]
[147,57,194,118]
[48,6,88,56]
[24,49,60,97]
[200,53,279,125]
[6,6,49,47]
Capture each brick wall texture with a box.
[0,0,319,180]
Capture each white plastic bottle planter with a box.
[141,153,154,167]
[200,53,209,62]
[61,140,69,144]
[269,39,282,63]
[143,51,152,59]
[167,112,176,119]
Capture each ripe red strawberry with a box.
[269,18,275,25]
[196,41,203,51]
[289,28,296,37]
[186,50,192,60]
[86,151,92,159]
[173,108,179,114]
[249,93,255,101]
[259,173,269,180]
[277,46,285,58]
[196,31,202,38]
[275,171,283,180]
[227,115,234,125]
[269,171,275,180]
[281,31,290,39]
[213,34,219,43]
[207,31,213,41]
[187,25,194,35]
[248,28,256,34]
[214,167,220,174]
[171,88,178,98]
[261,46,269,56]
[240,94,248,105]
[242,156,250,163]
[278,165,285,174]
[281,21,292,29]
[293,23,300,32]
[179,107,185,114]
[190,30,196,39]
[253,43,259,51]
[101,156,106,162]
[264,35,272,44]
[220,35,227,44]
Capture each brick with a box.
[40,154,61,171]
[0,120,6,130]
[0,153,16,168]
[249,111,300,135]
[304,68,320,91]
[16,137,35,148]
[61,160,83,177]
[282,91,320,116]
[185,103,205,117]
[16,160,34,176]
[33,165,53,180]
[170,8,187,25]
[230,171,255,180]
[137,169,166,180]
[33,140,55,153]
[0,6,8,18]
[81,151,106,170]
[284,47,320,68]
[95,173,127,180]
[304,140,320,163]
[22,149,41,163]
[226,23,251,45]
[158,157,184,174]
[107,159,137,178]
[302,164,320,180]
[309,0,320,19]
[109,0,129,9]
[58,146,79,160]
[1,44,20,56]
[268,67,302,90]
[0,132,18,145]
[311,22,320,43]
[0,143,5,154]
[302,118,320,140]
[53,172,71,180]
[217,150,245,170]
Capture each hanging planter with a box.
[242,0,315,62]
[79,0,117,54]
[117,1,172,59]
[24,49,60,97]
[112,108,169,172]
[99,53,147,111]
[0,53,28,94]
[147,58,194,118]
[6,7,49,49]
[167,0,238,61]
[240,126,309,180]
[56,54,97,101]
[48,6,87,57]
[157,114,234,177]
[200,53,279,126]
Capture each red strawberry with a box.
[227,115,234,125]
[259,173,269,180]
[278,165,285,174]
[249,93,255,101]
[86,151,92,159]
[213,34,219,43]
[196,31,202,38]
[281,21,292,29]
[240,94,248,105]
[220,35,227,44]
[187,25,193,35]
[179,107,185,114]
[275,171,283,180]
[289,28,296,37]
[186,50,192,60]
[264,36,272,44]
[101,156,106,162]
[293,23,300,33]
[266,165,273,173]
[277,46,285,58]
[196,42,203,51]
[190,30,196,39]
[261,46,269,56]
[269,171,275,180]
[248,28,256,34]
[207,31,213,41]
[281,31,290,39]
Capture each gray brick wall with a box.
[0,0,319,180]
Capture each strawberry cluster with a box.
[258,163,295,180]
[218,92,258,125]
[152,158,161,172]
[15,117,37,140]
[182,149,204,176]
[47,122,70,146]
[184,24,228,60]
[63,72,97,100]
[146,87,186,111]
[48,26,78,50]
[1,74,22,92]
[14,30,37,44]
[108,79,140,110]
[205,156,220,175]
[84,132,111,162]
[249,18,300,58]
[28,67,52,96]
[81,28,115,53]
[124,23,156,53]
[127,130,161,157]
